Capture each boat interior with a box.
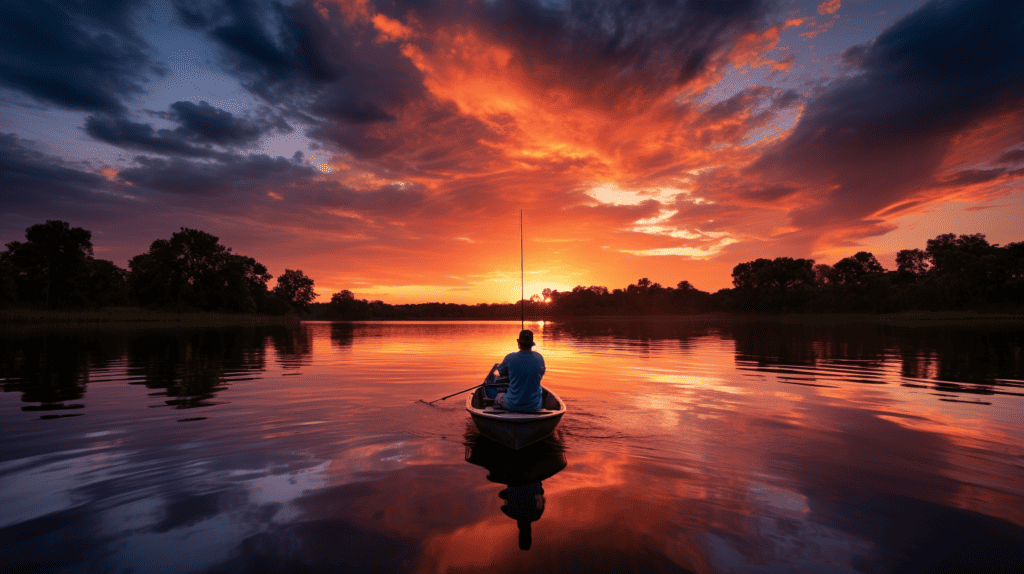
[472,385,562,414]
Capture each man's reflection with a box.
[499,482,545,549]
[464,428,567,550]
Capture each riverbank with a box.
[3,308,1019,328]
[322,311,1023,326]
[0,307,302,327]
[562,311,1024,327]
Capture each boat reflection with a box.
[464,427,568,550]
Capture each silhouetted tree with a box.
[1006,242,1024,280]
[670,280,710,314]
[128,228,272,311]
[832,252,885,286]
[631,278,655,291]
[1002,242,1024,306]
[827,252,888,311]
[85,258,129,307]
[813,263,836,286]
[896,248,930,277]
[0,250,18,306]
[732,257,815,311]
[925,233,998,308]
[326,289,371,319]
[214,253,274,312]
[331,289,354,304]
[622,278,666,313]
[927,234,993,274]
[274,269,316,310]
[4,220,94,307]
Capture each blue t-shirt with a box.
[497,349,545,411]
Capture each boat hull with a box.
[466,368,566,450]
[468,407,564,450]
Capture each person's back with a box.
[496,330,545,411]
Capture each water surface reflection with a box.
[1,319,1022,573]
[465,429,568,550]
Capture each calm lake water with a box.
[2,319,1023,573]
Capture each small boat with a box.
[466,364,566,450]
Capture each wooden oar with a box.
[428,384,482,404]
[427,369,508,404]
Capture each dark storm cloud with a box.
[684,86,802,153]
[173,0,424,124]
[740,184,799,201]
[398,0,774,108]
[305,181,428,215]
[86,101,289,156]
[771,89,800,110]
[307,98,501,168]
[750,0,1024,227]
[697,86,800,125]
[700,87,772,124]
[167,101,286,145]
[114,148,424,213]
[839,43,868,69]
[0,0,160,114]
[0,134,138,242]
[117,154,318,196]
[0,133,116,207]
[84,116,225,158]
[941,168,1007,187]
[995,149,1024,165]
[1,126,420,225]
[306,124,400,160]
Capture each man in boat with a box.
[493,330,545,412]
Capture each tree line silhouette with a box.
[721,234,1024,313]
[0,221,316,313]
[2,220,1021,317]
[317,233,1023,318]
[315,279,714,320]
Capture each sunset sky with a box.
[2,0,1022,303]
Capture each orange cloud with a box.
[817,0,841,16]
[728,21,799,72]
[371,12,413,41]
[800,15,840,39]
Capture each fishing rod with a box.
[428,383,482,404]
[427,370,509,404]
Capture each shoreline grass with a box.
[312,311,1023,327]
[0,307,302,327]
[3,308,1019,328]
[552,311,1024,327]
